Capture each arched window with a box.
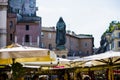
[57,55,59,57]
[48,44,52,50]
[62,55,66,58]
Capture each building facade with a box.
[0,0,8,48]
[3,0,94,57]
[7,0,41,47]
[111,26,120,51]
[97,21,120,54]
[7,13,17,45]
[41,27,94,57]
[41,27,56,49]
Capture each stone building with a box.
[111,27,120,51]
[106,22,120,51]
[41,27,56,49]
[96,21,120,54]
[41,27,94,57]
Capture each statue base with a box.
[53,49,68,58]
[56,45,66,50]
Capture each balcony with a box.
[22,42,39,47]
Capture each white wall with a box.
[0,4,7,47]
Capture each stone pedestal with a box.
[53,49,68,58]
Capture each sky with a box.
[36,0,120,48]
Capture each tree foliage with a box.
[11,62,25,79]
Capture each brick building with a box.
[7,0,41,47]
[41,27,94,57]
[6,0,94,57]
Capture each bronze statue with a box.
[56,17,66,50]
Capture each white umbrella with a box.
[0,43,56,64]
[73,51,120,66]
[0,44,49,59]
[21,51,58,67]
[58,57,71,62]
[52,58,72,68]
[73,51,120,80]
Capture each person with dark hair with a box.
[32,75,39,80]
[0,73,8,80]
[84,76,91,80]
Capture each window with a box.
[41,42,44,48]
[10,34,13,41]
[26,25,29,30]
[118,41,120,47]
[57,55,59,57]
[48,44,52,50]
[87,50,89,55]
[9,21,13,29]
[48,33,52,39]
[111,42,114,49]
[85,43,88,47]
[62,55,66,58]
[25,35,30,42]
[41,32,44,38]
[119,32,120,38]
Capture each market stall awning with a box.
[72,51,120,80]
[21,51,58,67]
[72,51,120,67]
[0,43,57,65]
[52,58,72,69]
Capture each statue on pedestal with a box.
[56,17,66,50]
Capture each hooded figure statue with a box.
[56,17,66,50]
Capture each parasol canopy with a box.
[72,51,120,80]
[52,57,72,69]
[21,51,58,67]
[0,43,56,65]
[72,51,120,67]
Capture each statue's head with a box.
[56,17,66,29]
[59,17,64,22]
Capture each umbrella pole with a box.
[12,58,15,64]
[108,66,114,80]
[108,67,111,80]
[111,67,114,80]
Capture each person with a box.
[83,75,91,80]
[56,17,66,50]
[0,73,8,80]
[84,76,90,80]
[32,75,39,80]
